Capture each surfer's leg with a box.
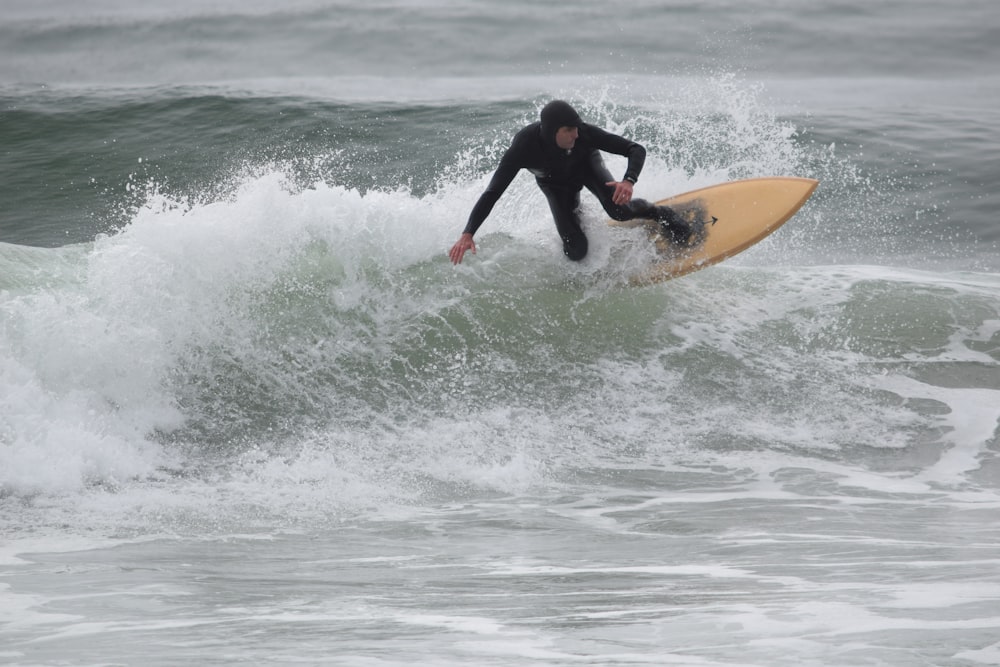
[582,154,644,221]
[540,184,588,261]
[582,161,693,245]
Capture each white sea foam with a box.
[2,64,999,666]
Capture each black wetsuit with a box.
[463,100,681,261]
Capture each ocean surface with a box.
[2,1,1000,665]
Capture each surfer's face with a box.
[555,126,578,150]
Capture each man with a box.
[449,99,691,265]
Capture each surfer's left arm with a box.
[605,178,635,205]
[590,125,645,205]
[589,125,646,184]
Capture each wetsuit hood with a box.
[539,100,582,144]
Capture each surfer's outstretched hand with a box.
[449,233,477,265]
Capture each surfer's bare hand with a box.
[606,180,634,205]
[449,233,476,264]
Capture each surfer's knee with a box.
[605,207,631,222]
[562,233,588,261]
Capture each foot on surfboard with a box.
[653,206,696,247]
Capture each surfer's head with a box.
[540,100,581,149]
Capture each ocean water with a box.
[2,1,1000,665]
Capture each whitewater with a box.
[3,1,1000,665]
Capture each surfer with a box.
[449,99,691,264]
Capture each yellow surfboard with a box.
[610,177,819,284]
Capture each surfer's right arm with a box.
[449,142,522,265]
[449,233,476,264]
